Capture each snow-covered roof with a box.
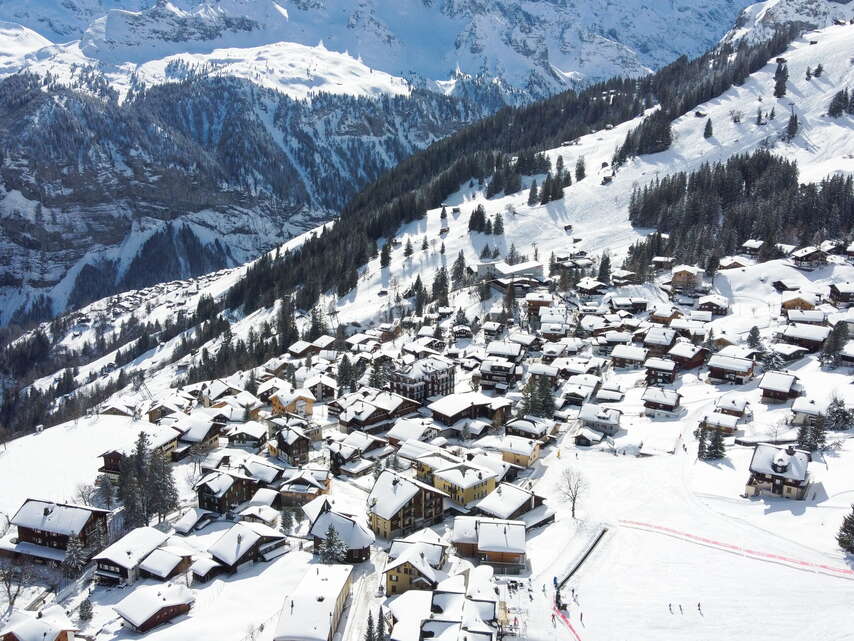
[477,519,526,554]
[308,503,375,550]
[642,387,680,406]
[138,548,184,578]
[645,357,676,371]
[578,403,621,426]
[611,344,648,361]
[700,412,739,429]
[791,397,829,416]
[174,508,216,535]
[208,522,283,566]
[749,444,810,482]
[715,394,748,412]
[781,323,831,342]
[504,416,554,437]
[434,462,498,489]
[368,470,447,521]
[707,354,753,373]
[644,326,676,345]
[476,483,536,520]
[94,526,169,569]
[113,583,194,629]
[758,371,798,393]
[274,565,353,641]
[11,499,105,537]
[0,606,77,641]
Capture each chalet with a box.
[758,371,803,403]
[451,517,526,572]
[171,415,221,450]
[715,394,749,418]
[781,291,818,311]
[304,374,339,402]
[670,265,703,291]
[476,483,549,524]
[386,417,439,446]
[611,268,639,286]
[453,325,474,338]
[114,583,195,633]
[427,392,511,428]
[478,358,519,391]
[574,427,605,447]
[430,461,498,508]
[577,403,622,435]
[305,496,374,563]
[101,400,135,417]
[707,354,755,384]
[329,388,421,433]
[697,412,739,434]
[790,397,829,426]
[644,357,677,385]
[367,471,447,539]
[777,323,831,352]
[273,565,352,641]
[772,279,801,293]
[226,420,268,449]
[0,606,76,641]
[288,340,316,359]
[741,239,764,256]
[643,326,678,356]
[718,256,751,270]
[1,500,109,566]
[271,387,316,417]
[98,425,180,482]
[651,256,675,271]
[508,331,542,352]
[527,362,560,389]
[829,282,854,306]
[208,522,287,572]
[649,304,682,325]
[475,435,541,468]
[194,470,257,514]
[697,294,728,316]
[790,246,827,270]
[786,309,827,325]
[525,291,553,316]
[541,341,567,363]
[486,340,525,364]
[745,444,810,500]
[270,424,311,466]
[642,387,681,415]
[482,321,504,338]
[94,526,169,585]
[504,416,555,443]
[610,344,648,368]
[279,468,331,506]
[383,538,447,595]
[576,277,608,297]
[667,342,708,369]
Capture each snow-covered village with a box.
[3,1,854,640]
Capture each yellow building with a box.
[271,388,316,417]
[496,436,540,468]
[432,463,497,507]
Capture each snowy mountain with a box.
[727,0,854,42]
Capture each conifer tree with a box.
[96,473,114,509]
[380,242,391,268]
[814,63,823,77]
[796,422,814,451]
[773,62,788,98]
[421,237,428,251]
[484,218,493,235]
[368,362,386,388]
[575,157,586,182]
[493,213,505,235]
[479,245,491,259]
[597,252,611,284]
[320,525,348,563]
[828,90,850,117]
[697,430,708,459]
[365,611,375,641]
[703,118,713,138]
[746,326,762,350]
[536,376,555,418]
[79,598,93,622]
[706,429,726,459]
[280,507,295,533]
[527,180,538,206]
[376,609,386,641]
[837,505,854,553]
[812,414,827,451]
[148,452,178,522]
[826,397,852,431]
[338,355,353,392]
[786,113,798,139]
[478,281,491,301]
[451,251,467,290]
[63,536,86,578]
[539,174,553,205]
[404,239,414,258]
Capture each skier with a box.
[697,602,702,613]
[679,605,683,614]
[668,603,672,614]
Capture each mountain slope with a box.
[4,22,852,434]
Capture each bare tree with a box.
[75,482,98,507]
[556,466,588,519]
[0,560,33,611]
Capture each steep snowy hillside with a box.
[0,0,147,42]
[727,0,854,42]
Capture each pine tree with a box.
[421,236,428,251]
[368,362,386,388]
[814,63,823,78]
[575,157,586,181]
[79,598,93,622]
[812,414,827,450]
[756,106,763,126]
[338,355,353,392]
[376,609,386,641]
[597,252,611,284]
[706,429,726,460]
[805,66,812,81]
[493,213,504,235]
[365,610,376,641]
[773,62,788,98]
[786,113,798,139]
[796,422,814,451]
[536,376,555,418]
[484,218,493,235]
[96,473,114,509]
[404,239,414,257]
[746,326,762,350]
[820,322,847,367]
[148,452,178,522]
[697,430,708,459]
[63,536,86,578]
[280,507,295,533]
[703,118,713,138]
[539,174,553,205]
[451,251,467,289]
[479,245,491,259]
[828,89,849,117]
[320,525,347,563]
[826,397,852,431]
[380,242,391,268]
[837,505,854,553]
[307,305,327,341]
[478,281,491,301]
[527,180,538,206]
